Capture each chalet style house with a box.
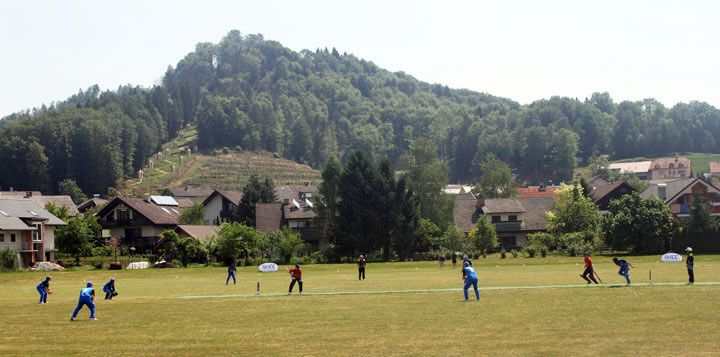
[256,184,323,251]
[202,190,243,225]
[650,156,691,180]
[96,195,181,254]
[0,198,66,268]
[455,193,555,250]
[591,182,636,211]
[641,177,720,217]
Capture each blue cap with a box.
[110,278,115,280]
[87,282,93,287]
[46,275,52,279]
[464,261,470,266]
[463,255,468,259]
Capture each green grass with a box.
[2,255,718,355]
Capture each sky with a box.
[2,0,719,118]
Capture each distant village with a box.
[2,155,720,268]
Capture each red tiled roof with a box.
[517,187,561,198]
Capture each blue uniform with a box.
[103,280,115,300]
[463,266,480,301]
[615,259,631,284]
[37,280,49,304]
[226,266,236,285]
[71,287,96,319]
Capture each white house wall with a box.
[204,195,223,225]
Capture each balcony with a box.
[99,219,150,228]
[492,221,522,232]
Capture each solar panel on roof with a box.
[305,198,313,208]
[151,196,179,206]
[0,210,8,217]
[161,207,171,214]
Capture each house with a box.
[454,194,555,250]
[608,161,652,180]
[275,184,317,203]
[175,225,221,244]
[256,195,325,251]
[516,184,561,198]
[591,182,637,211]
[0,191,79,217]
[168,186,213,204]
[650,156,691,180]
[704,162,720,180]
[588,175,610,188]
[444,184,474,195]
[96,195,182,254]
[202,190,243,225]
[0,198,66,268]
[77,195,108,214]
[641,177,720,217]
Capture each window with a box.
[655,164,660,169]
[0,210,8,217]
[0,234,4,242]
[11,234,16,242]
[509,215,517,222]
[491,216,501,223]
[669,163,674,168]
[33,224,42,242]
[679,162,684,168]
[289,221,307,228]
[117,209,130,221]
[501,236,516,248]
[27,210,38,216]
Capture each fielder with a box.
[462,261,480,301]
[71,282,96,321]
[103,278,116,300]
[36,275,52,304]
[612,257,633,285]
[686,247,694,284]
[226,264,237,285]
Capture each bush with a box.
[540,245,548,258]
[525,245,537,258]
[500,249,506,259]
[147,254,159,264]
[527,232,557,251]
[92,246,114,257]
[93,261,103,270]
[510,249,519,258]
[472,251,481,259]
[1,246,18,271]
[171,259,182,267]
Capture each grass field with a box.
[2,255,719,356]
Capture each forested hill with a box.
[2,30,720,196]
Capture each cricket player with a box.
[462,261,480,301]
[612,257,633,285]
[288,264,303,295]
[71,282,96,321]
[103,278,116,300]
[357,255,366,280]
[226,264,236,285]
[580,253,598,284]
[461,255,473,279]
[36,275,52,304]
[686,247,694,284]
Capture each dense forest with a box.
[2,30,720,195]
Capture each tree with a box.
[55,216,94,265]
[336,150,383,258]
[58,179,88,204]
[399,139,455,231]
[157,230,179,261]
[176,236,203,267]
[235,174,276,227]
[600,192,673,254]
[470,215,498,255]
[687,189,717,233]
[546,182,598,236]
[587,154,610,177]
[179,203,206,225]
[440,225,467,252]
[215,222,262,265]
[313,155,342,247]
[474,153,517,198]
[390,175,420,261]
[578,177,593,199]
[275,227,307,263]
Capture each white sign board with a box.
[259,262,279,272]
[661,253,683,263]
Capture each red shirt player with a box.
[580,253,598,284]
[288,264,303,295]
